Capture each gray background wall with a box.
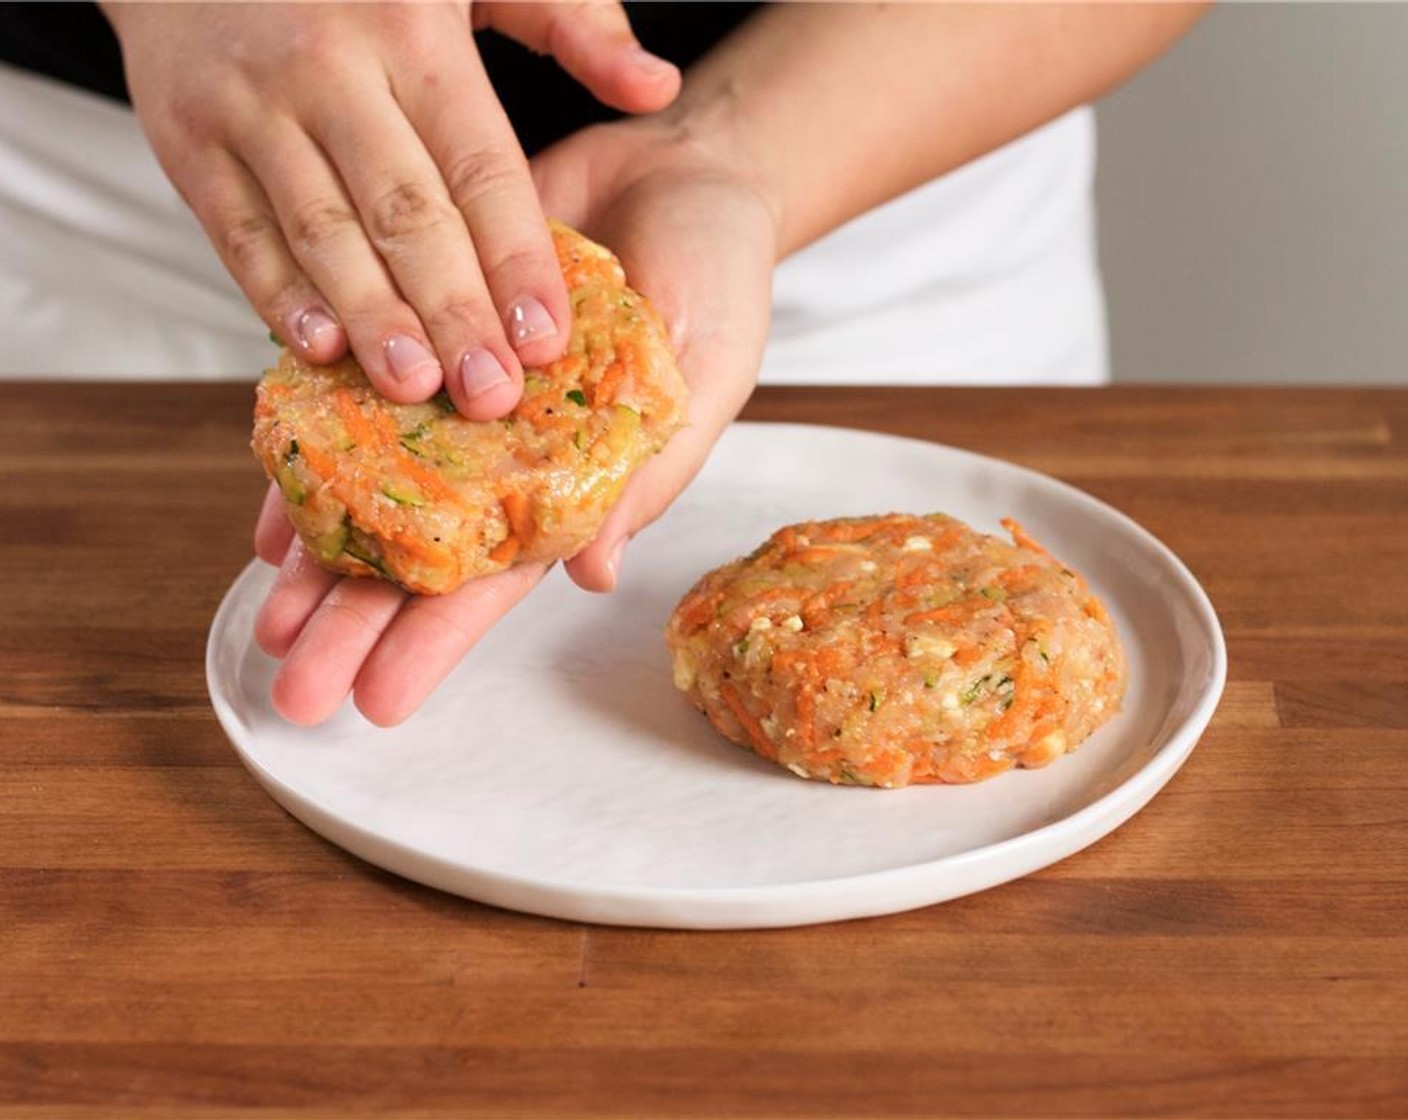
[1095,2,1408,383]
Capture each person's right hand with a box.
[103,1,680,418]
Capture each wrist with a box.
[97,2,133,36]
[646,87,786,263]
[96,1,123,32]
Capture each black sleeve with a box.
[0,2,129,104]
[479,2,761,156]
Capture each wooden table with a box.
[3,383,1406,1118]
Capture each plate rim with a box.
[207,420,1227,928]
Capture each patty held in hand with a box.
[252,222,687,595]
[666,514,1126,788]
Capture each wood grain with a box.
[2,382,1406,1119]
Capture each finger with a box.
[352,561,549,727]
[564,393,735,594]
[236,118,445,403]
[253,536,341,660]
[564,226,771,591]
[392,47,572,374]
[271,577,409,726]
[307,79,528,420]
[481,2,680,115]
[567,333,760,590]
[254,482,294,566]
[186,148,346,364]
[529,138,592,233]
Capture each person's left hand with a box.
[253,114,780,726]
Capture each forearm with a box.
[668,2,1206,259]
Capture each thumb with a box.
[565,327,763,594]
[477,1,681,115]
[565,415,725,595]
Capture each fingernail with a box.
[507,297,558,347]
[629,45,672,77]
[458,348,511,400]
[383,334,441,385]
[291,307,339,354]
[606,537,628,585]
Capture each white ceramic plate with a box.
[208,422,1225,929]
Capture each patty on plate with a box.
[665,513,1126,788]
[251,221,687,595]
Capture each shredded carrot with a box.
[332,389,385,451]
[559,250,617,290]
[951,644,984,667]
[593,360,627,406]
[984,654,1067,746]
[812,516,913,544]
[769,648,808,676]
[500,492,535,545]
[993,564,1044,588]
[788,547,846,566]
[803,580,854,613]
[801,580,856,628]
[892,524,966,565]
[513,393,557,424]
[675,590,723,630]
[383,524,443,562]
[896,564,943,590]
[915,747,1014,785]
[396,457,461,504]
[296,441,339,482]
[488,536,520,565]
[740,587,799,610]
[548,353,588,382]
[330,387,461,504]
[984,662,1033,744]
[812,645,846,679]
[1001,518,1055,562]
[719,682,777,761]
[794,685,818,748]
[514,391,577,436]
[903,604,970,627]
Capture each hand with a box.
[105,0,679,418]
[251,114,780,725]
[531,118,779,592]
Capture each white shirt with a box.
[765,107,1106,384]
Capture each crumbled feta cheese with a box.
[905,634,957,660]
[902,536,933,552]
[859,560,878,573]
[988,748,1005,761]
[940,691,960,711]
[780,614,804,632]
[671,652,696,692]
[748,616,773,633]
[1031,730,1068,761]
